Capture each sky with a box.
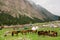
[31,0,60,16]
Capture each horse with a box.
[38,30,45,36]
[38,30,50,36]
[20,30,28,35]
[49,31,57,37]
[12,30,21,36]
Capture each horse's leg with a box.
[12,32,14,36]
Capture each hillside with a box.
[0,0,59,25]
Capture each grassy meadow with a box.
[0,27,60,40]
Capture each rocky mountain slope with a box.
[0,0,59,25]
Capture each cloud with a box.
[31,0,60,16]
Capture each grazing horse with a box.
[20,30,28,35]
[38,30,50,36]
[49,31,57,37]
[38,30,45,36]
[12,30,21,36]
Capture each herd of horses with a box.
[38,30,57,37]
[0,26,57,37]
[4,30,57,37]
[4,30,37,36]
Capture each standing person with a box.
[32,26,36,30]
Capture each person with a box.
[32,26,36,30]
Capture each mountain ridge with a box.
[0,0,59,25]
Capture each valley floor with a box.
[0,27,60,40]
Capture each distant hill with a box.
[0,0,59,25]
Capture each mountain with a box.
[32,4,59,21]
[0,0,59,25]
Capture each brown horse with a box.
[49,31,57,37]
[12,30,21,36]
[38,30,45,36]
[20,30,28,35]
[38,30,50,36]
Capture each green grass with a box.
[0,27,60,40]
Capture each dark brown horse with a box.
[12,30,21,36]
[38,30,50,36]
[38,30,45,36]
[49,31,57,37]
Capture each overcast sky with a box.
[31,0,60,16]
